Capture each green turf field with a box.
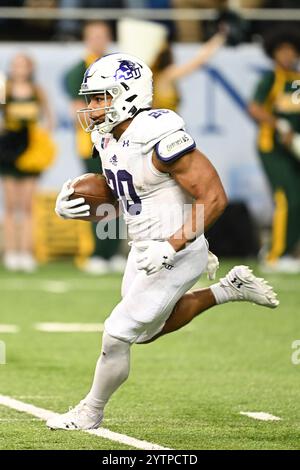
[0,260,299,450]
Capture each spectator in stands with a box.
[0,53,55,272]
[23,0,58,40]
[0,1,26,41]
[56,0,124,40]
[258,1,300,37]
[249,29,300,273]
[171,0,265,42]
[264,0,300,7]
[124,0,147,6]
[171,0,227,42]
[64,20,126,274]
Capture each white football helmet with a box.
[77,53,153,134]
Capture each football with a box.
[70,173,118,222]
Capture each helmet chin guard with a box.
[77,53,153,134]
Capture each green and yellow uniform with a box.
[253,67,300,260]
[0,83,55,177]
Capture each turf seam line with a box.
[0,394,171,450]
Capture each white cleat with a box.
[220,265,279,308]
[46,401,103,430]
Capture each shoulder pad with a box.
[131,109,185,153]
[155,130,196,163]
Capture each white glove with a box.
[55,179,90,219]
[206,250,219,280]
[135,240,176,276]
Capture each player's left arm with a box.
[153,147,228,252]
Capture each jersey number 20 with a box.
[104,169,142,216]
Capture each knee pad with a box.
[101,330,131,383]
[102,330,131,354]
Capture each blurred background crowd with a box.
[0,0,300,274]
[0,1,300,42]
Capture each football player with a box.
[47,54,279,430]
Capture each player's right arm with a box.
[55,180,90,219]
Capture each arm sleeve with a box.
[252,71,275,104]
[155,130,196,164]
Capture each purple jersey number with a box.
[104,168,142,216]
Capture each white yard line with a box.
[34,323,104,333]
[0,325,19,333]
[0,395,171,450]
[240,411,281,421]
[85,427,171,449]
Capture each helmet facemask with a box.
[77,86,122,134]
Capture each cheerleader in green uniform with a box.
[0,53,55,271]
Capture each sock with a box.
[85,331,131,412]
[210,282,233,305]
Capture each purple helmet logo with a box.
[114,60,141,81]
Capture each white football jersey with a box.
[92,109,196,241]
